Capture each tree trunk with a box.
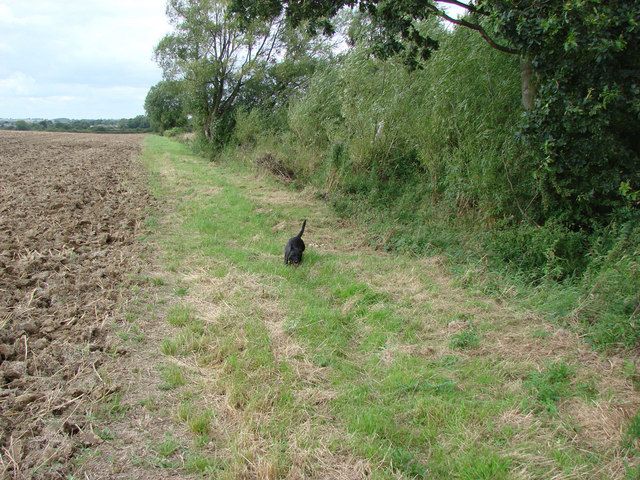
[521,56,536,111]
[202,111,213,140]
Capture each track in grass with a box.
[79,135,640,479]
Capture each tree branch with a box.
[429,5,519,54]
[434,0,477,13]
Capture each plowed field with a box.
[0,131,149,479]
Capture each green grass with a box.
[154,434,181,458]
[449,327,481,350]
[159,364,186,390]
[139,135,635,479]
[525,362,574,413]
[117,324,145,343]
[187,411,213,436]
[184,453,220,475]
[174,286,189,296]
[98,392,129,419]
[166,304,196,327]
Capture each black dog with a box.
[284,220,306,265]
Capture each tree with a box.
[15,120,29,131]
[155,0,284,145]
[145,80,188,133]
[491,0,640,225]
[230,1,530,100]
[236,27,330,114]
[128,115,151,130]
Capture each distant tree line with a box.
[0,116,151,133]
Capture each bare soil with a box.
[0,131,149,479]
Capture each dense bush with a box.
[144,80,188,134]
[283,27,536,220]
[494,0,640,227]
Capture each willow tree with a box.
[155,0,284,144]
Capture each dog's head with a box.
[288,250,303,264]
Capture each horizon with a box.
[1,115,146,121]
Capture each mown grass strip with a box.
[142,135,632,479]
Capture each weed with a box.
[99,392,128,419]
[161,338,179,356]
[154,434,181,458]
[625,410,640,450]
[623,360,640,390]
[194,434,211,448]
[184,453,220,474]
[531,328,551,339]
[187,410,214,436]
[177,400,195,422]
[166,304,196,327]
[118,324,145,343]
[139,397,158,411]
[95,428,114,441]
[175,286,189,296]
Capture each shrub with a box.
[488,220,589,281]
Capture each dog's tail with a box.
[297,219,307,238]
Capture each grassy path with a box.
[82,135,640,479]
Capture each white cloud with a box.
[0,2,50,26]
[0,72,37,95]
[0,0,171,118]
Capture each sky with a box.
[0,1,171,119]
[0,1,466,120]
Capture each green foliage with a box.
[154,0,287,147]
[625,410,640,450]
[1,117,150,133]
[154,435,181,458]
[159,363,186,390]
[288,64,343,150]
[284,27,533,219]
[184,453,219,474]
[232,0,640,227]
[233,108,267,147]
[166,304,196,327]
[488,221,589,281]
[144,80,188,134]
[163,126,188,138]
[493,0,640,226]
[573,219,640,348]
